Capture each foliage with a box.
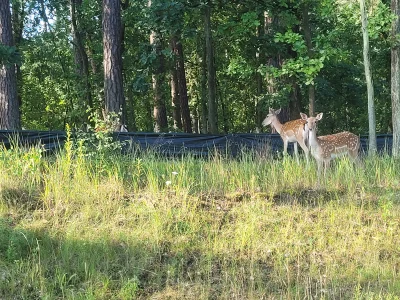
[6,0,397,134]
[73,112,126,157]
[0,45,21,66]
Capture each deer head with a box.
[262,108,281,127]
[300,112,323,133]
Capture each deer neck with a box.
[271,118,283,135]
[308,128,319,150]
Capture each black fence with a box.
[0,130,393,157]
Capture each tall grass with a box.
[0,138,399,299]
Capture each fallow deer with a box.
[262,108,309,163]
[300,112,360,180]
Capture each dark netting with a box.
[0,130,393,157]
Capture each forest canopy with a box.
[0,0,397,136]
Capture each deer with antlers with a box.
[262,108,309,163]
[300,112,360,179]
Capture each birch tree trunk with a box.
[360,0,377,154]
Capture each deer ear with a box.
[316,113,323,121]
[269,107,274,114]
[275,108,281,115]
[300,112,308,120]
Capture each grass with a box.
[0,139,400,299]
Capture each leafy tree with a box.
[0,0,393,140]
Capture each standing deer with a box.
[262,108,309,163]
[300,112,360,180]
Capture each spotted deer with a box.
[262,108,309,163]
[300,112,360,179]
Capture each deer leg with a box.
[324,160,331,177]
[349,150,362,169]
[298,140,309,165]
[294,142,299,163]
[283,140,288,157]
[317,160,323,185]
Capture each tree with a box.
[170,51,182,130]
[199,36,208,134]
[0,0,20,129]
[171,35,192,133]
[103,0,125,129]
[360,0,377,154]
[0,0,392,137]
[302,1,316,117]
[204,2,218,133]
[392,0,400,157]
[148,0,168,132]
[70,0,92,112]
[11,0,25,120]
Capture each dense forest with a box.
[0,0,400,153]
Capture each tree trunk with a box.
[171,35,192,133]
[193,107,199,133]
[289,78,302,121]
[391,0,400,157]
[87,34,104,111]
[0,0,20,129]
[255,13,264,132]
[149,0,168,132]
[170,47,182,130]
[70,0,92,111]
[360,0,377,154]
[11,0,25,122]
[125,74,137,131]
[200,40,208,134]
[264,11,281,132]
[204,2,218,133]
[103,0,124,129]
[220,93,229,133]
[392,0,400,157]
[287,24,302,121]
[302,2,316,117]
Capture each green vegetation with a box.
[9,0,393,134]
[0,139,400,299]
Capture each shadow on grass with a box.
[0,216,274,299]
[0,186,42,211]
[271,188,346,207]
[197,188,345,211]
[0,212,398,299]
[0,178,399,300]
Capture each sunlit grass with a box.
[0,140,399,299]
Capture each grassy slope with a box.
[0,144,399,299]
